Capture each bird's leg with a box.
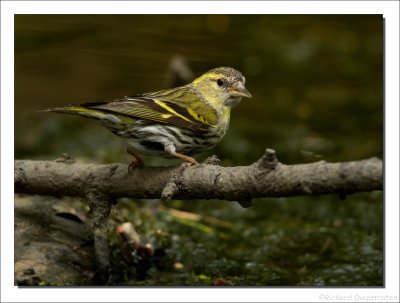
[126,147,144,173]
[164,144,198,169]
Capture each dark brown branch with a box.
[15,149,383,202]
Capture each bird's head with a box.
[192,67,252,108]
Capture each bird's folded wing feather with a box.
[143,86,219,126]
[84,95,215,133]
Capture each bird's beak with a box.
[230,82,252,98]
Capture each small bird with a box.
[44,67,252,171]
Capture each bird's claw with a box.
[128,159,144,174]
[180,160,198,171]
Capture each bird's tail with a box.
[40,106,106,120]
[40,105,133,131]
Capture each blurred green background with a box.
[15,15,383,286]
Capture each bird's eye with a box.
[217,78,224,87]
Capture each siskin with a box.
[44,67,252,171]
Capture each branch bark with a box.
[15,149,382,203]
[14,149,382,284]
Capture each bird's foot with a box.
[126,147,144,174]
[179,158,198,171]
[128,159,144,174]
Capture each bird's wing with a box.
[83,94,214,133]
[142,85,219,126]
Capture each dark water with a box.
[15,15,383,286]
